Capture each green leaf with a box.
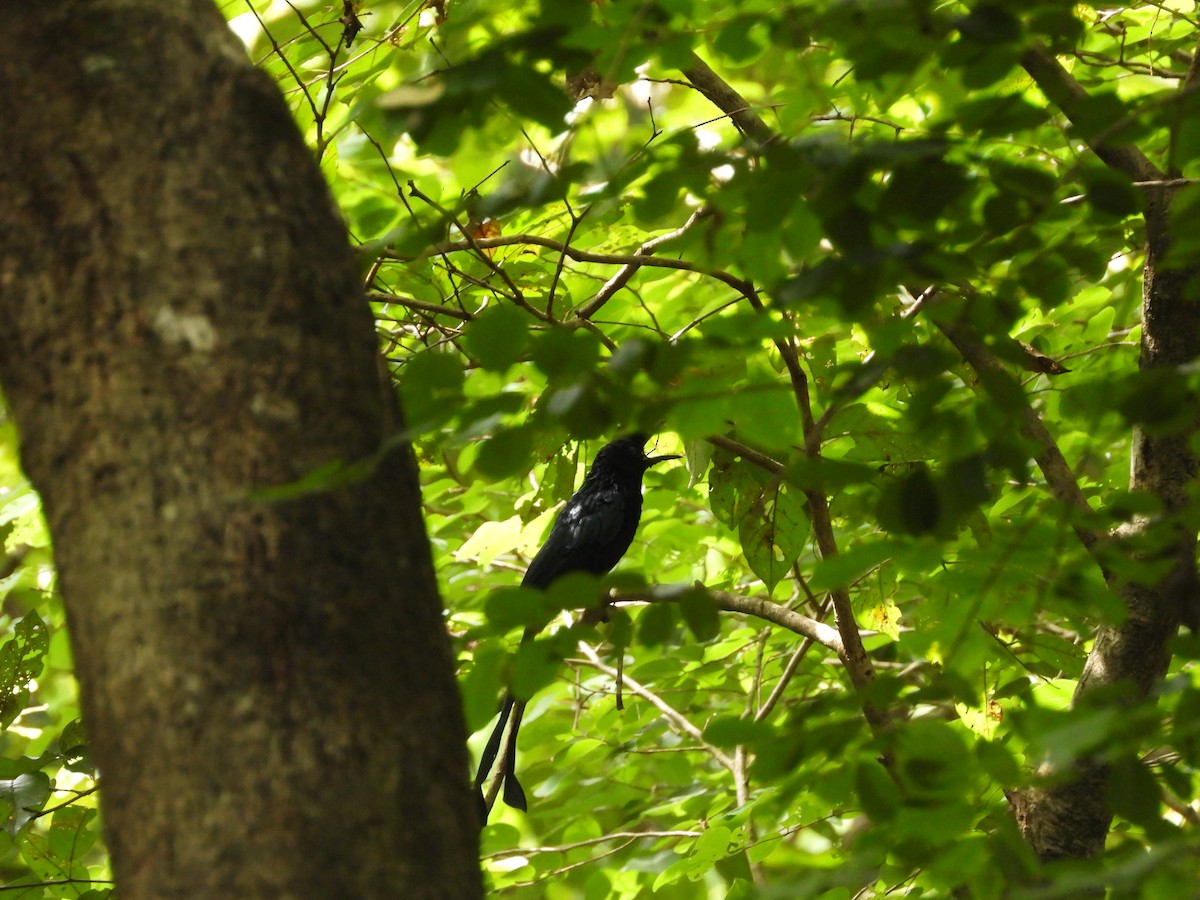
[1083,169,1141,219]
[703,717,775,747]
[399,350,464,432]
[737,484,809,595]
[713,17,766,64]
[463,304,530,371]
[512,630,577,699]
[877,465,941,536]
[975,740,1020,785]
[531,328,601,379]
[462,642,508,732]
[1108,754,1168,835]
[679,589,720,642]
[637,602,677,646]
[475,428,536,481]
[809,540,897,592]
[957,6,1022,44]
[457,515,526,569]
[709,453,809,594]
[856,759,900,822]
[894,720,972,803]
[0,612,49,729]
[0,771,51,835]
[482,586,554,631]
[48,805,98,867]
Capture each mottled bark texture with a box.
[0,3,482,897]
[1017,192,1200,862]
[1003,43,1200,863]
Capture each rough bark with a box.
[1014,187,1200,863]
[0,3,482,897]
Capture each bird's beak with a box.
[645,453,682,466]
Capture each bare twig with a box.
[493,837,640,892]
[26,785,100,820]
[0,880,115,893]
[482,830,702,859]
[614,585,844,654]
[573,207,715,320]
[367,292,472,321]
[756,637,818,722]
[243,1,319,124]
[756,593,831,722]
[388,232,758,305]
[575,642,736,772]
[406,183,538,313]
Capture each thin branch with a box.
[1185,32,1200,90]
[669,297,742,340]
[812,112,907,136]
[482,830,702,859]
[0,881,115,893]
[405,183,537,313]
[367,292,472,321]
[706,435,785,475]
[572,207,714,320]
[514,127,582,318]
[282,0,334,54]
[670,55,885,730]
[575,642,737,772]
[614,585,844,654]
[756,594,831,722]
[790,314,887,731]
[1020,44,1164,182]
[547,211,585,318]
[281,0,344,160]
[1071,49,1186,80]
[775,327,817,441]
[1163,787,1200,826]
[26,785,99,820]
[936,318,1103,559]
[243,1,319,124]
[389,233,758,303]
[756,636,818,722]
[805,490,887,734]
[680,53,776,149]
[494,836,642,892]
[703,436,887,731]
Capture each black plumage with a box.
[474,433,679,815]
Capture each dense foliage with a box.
[5,0,1200,896]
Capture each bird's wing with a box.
[521,483,629,588]
[560,482,629,552]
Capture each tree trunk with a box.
[1018,184,1200,861]
[0,3,482,897]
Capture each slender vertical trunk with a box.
[1018,184,1200,861]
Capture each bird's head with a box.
[594,433,681,475]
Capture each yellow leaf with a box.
[866,600,901,640]
[455,516,524,568]
[955,700,1002,739]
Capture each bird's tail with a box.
[501,701,527,810]
[475,694,529,815]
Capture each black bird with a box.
[474,433,680,814]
